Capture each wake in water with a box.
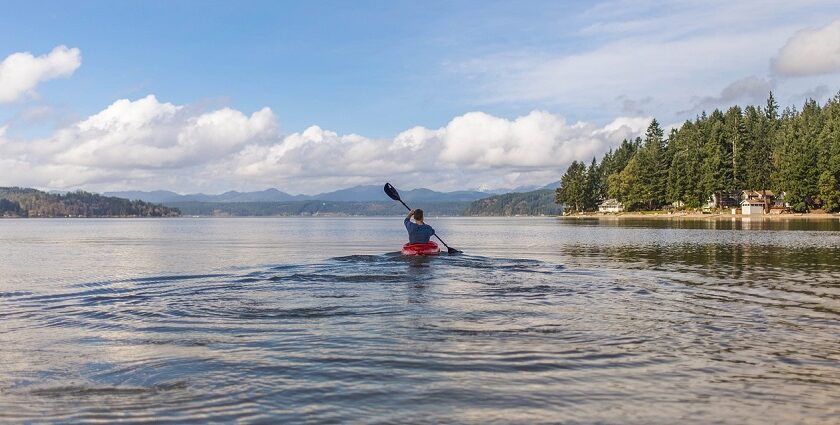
[1,253,838,424]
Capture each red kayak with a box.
[401,241,440,256]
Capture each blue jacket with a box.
[404,217,435,244]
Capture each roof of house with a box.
[741,190,775,198]
[599,199,623,207]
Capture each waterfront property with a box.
[741,199,765,215]
[703,192,741,210]
[598,199,624,213]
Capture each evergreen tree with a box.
[667,122,703,207]
[555,161,589,213]
[585,157,603,209]
[635,119,667,209]
[817,92,840,211]
[555,92,840,215]
[766,91,779,122]
[700,110,731,207]
[744,105,774,194]
[600,138,639,197]
[775,100,821,211]
[818,171,840,212]
[608,155,643,209]
[723,106,745,190]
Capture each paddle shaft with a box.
[398,200,455,251]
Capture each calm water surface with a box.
[1,217,838,424]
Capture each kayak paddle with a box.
[384,182,462,254]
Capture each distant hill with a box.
[399,188,491,202]
[481,184,540,194]
[0,187,180,218]
[0,186,563,217]
[96,183,563,216]
[107,185,492,204]
[106,188,302,203]
[169,200,470,217]
[463,189,561,216]
[541,180,561,190]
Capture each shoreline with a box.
[561,212,840,220]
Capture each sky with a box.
[1,0,839,194]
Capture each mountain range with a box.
[105,182,560,204]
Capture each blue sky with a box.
[1,1,839,193]
[0,1,599,136]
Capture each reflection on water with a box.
[565,216,840,231]
[0,217,838,423]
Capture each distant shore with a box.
[562,212,840,220]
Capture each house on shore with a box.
[703,192,741,209]
[740,190,788,213]
[699,190,788,214]
[740,190,773,202]
[598,199,624,213]
[741,199,765,215]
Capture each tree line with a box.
[463,189,560,216]
[556,92,840,213]
[168,200,471,216]
[0,187,181,217]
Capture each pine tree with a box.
[585,157,603,209]
[744,105,774,195]
[667,122,703,207]
[556,161,588,213]
[774,104,819,212]
[636,119,667,209]
[818,171,840,212]
[724,106,745,190]
[817,92,840,211]
[608,155,643,210]
[700,110,731,207]
[766,91,779,122]
[555,91,840,215]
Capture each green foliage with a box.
[464,190,560,216]
[774,105,819,212]
[0,187,180,217]
[667,122,703,207]
[555,160,590,212]
[0,198,23,216]
[169,200,470,216]
[626,119,668,210]
[818,171,840,212]
[556,91,840,213]
[600,137,640,198]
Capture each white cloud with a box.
[455,31,784,110]
[448,0,840,124]
[225,110,649,193]
[0,46,81,103]
[0,95,277,190]
[53,95,277,169]
[0,96,648,193]
[773,19,840,77]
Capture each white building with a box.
[741,199,764,215]
[599,199,624,213]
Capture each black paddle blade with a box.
[384,183,401,201]
[447,247,462,255]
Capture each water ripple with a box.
[1,245,838,423]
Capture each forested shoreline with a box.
[556,92,840,213]
[0,187,180,217]
[463,189,560,216]
[0,188,553,217]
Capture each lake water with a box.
[1,217,838,424]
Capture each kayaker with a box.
[404,209,435,244]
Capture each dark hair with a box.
[414,209,424,221]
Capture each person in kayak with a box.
[405,209,435,244]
